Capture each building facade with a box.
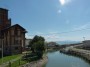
[0,8,27,55]
[25,39,32,47]
[83,40,90,49]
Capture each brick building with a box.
[0,8,27,55]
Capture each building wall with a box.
[4,27,25,54]
[25,39,31,47]
[0,8,26,56]
[2,26,26,55]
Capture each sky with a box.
[0,0,90,41]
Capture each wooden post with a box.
[9,61,11,67]
[19,59,20,65]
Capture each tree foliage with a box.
[29,35,45,53]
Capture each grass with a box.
[0,51,46,67]
[6,59,27,67]
[0,54,22,65]
[0,54,28,67]
[7,52,47,67]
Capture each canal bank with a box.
[60,48,90,63]
[21,55,48,67]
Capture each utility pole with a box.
[2,39,3,66]
[0,31,3,66]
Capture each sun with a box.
[59,0,65,5]
[59,0,71,6]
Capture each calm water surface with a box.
[45,51,90,67]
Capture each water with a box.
[45,51,90,67]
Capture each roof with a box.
[0,8,8,11]
[1,24,27,33]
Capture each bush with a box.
[36,51,43,59]
[22,53,39,62]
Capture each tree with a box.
[29,35,45,53]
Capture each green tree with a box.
[29,35,45,53]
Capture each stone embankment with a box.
[60,48,90,62]
[21,56,48,67]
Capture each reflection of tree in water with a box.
[47,50,59,53]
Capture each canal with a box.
[45,51,90,67]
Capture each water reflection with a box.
[45,51,90,67]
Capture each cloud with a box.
[73,23,90,30]
[25,31,85,41]
[43,31,61,41]
[46,35,59,39]
[59,0,71,6]
[44,34,60,41]
[25,34,31,39]
[36,32,43,35]
[49,31,58,34]
[25,34,34,39]
[33,31,61,41]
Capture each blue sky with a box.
[0,0,90,41]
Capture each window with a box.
[11,30,14,35]
[8,31,9,35]
[18,30,20,36]
[0,20,2,24]
[15,40,18,45]
[6,48,8,51]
